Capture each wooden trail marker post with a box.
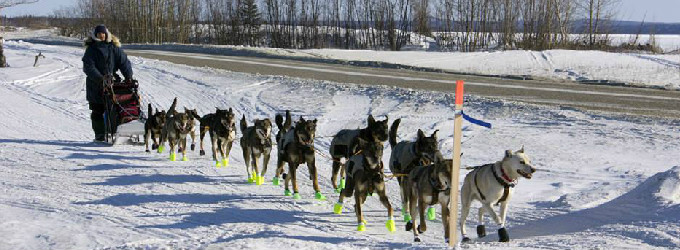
[449,80,464,248]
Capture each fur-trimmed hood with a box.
[83,30,121,48]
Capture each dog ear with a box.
[418,129,425,139]
[368,114,375,125]
[505,149,513,158]
[384,115,388,122]
[518,145,525,153]
[229,107,233,113]
[431,129,439,139]
[313,119,318,124]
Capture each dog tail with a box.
[275,113,284,130]
[284,110,292,130]
[168,97,178,115]
[275,110,292,131]
[389,118,401,147]
[240,115,248,133]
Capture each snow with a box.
[1,36,680,249]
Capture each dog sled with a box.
[102,77,145,145]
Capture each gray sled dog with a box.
[240,115,273,185]
[159,97,194,161]
[460,147,536,243]
[329,114,389,192]
[198,108,236,167]
[274,110,325,200]
[406,154,454,243]
[388,118,441,222]
[144,103,166,153]
[332,137,396,232]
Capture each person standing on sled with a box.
[82,25,133,142]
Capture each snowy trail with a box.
[1,41,680,249]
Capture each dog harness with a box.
[474,164,515,205]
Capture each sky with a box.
[0,0,679,23]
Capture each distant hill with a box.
[576,20,680,35]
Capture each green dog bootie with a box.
[222,158,229,167]
[339,178,346,189]
[284,189,292,196]
[333,203,343,214]
[315,192,326,201]
[256,174,264,186]
[293,192,302,200]
[357,222,366,232]
[427,206,436,221]
[386,218,396,232]
[403,213,412,222]
[157,145,164,153]
[272,177,280,186]
[169,153,176,161]
[215,161,222,168]
[182,156,188,162]
[248,172,256,184]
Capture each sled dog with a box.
[329,115,389,192]
[144,103,166,152]
[459,147,536,243]
[240,115,273,185]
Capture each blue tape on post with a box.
[462,111,492,129]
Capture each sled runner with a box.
[102,78,145,145]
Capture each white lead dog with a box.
[459,147,536,242]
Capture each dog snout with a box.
[530,167,537,173]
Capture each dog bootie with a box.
[215,161,222,167]
[333,203,343,214]
[477,225,486,238]
[385,218,396,232]
[293,192,302,200]
[256,175,264,185]
[334,187,341,194]
[190,143,195,151]
[222,158,229,167]
[462,236,471,243]
[158,146,164,153]
[284,189,292,196]
[498,228,510,242]
[426,206,436,220]
[152,144,158,150]
[199,149,205,156]
[272,177,280,186]
[248,172,256,184]
[182,156,188,162]
[339,178,346,189]
[169,153,176,161]
[403,213,412,223]
[315,192,326,201]
[357,222,366,232]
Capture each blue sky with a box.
[1,0,679,23]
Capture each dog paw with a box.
[405,221,413,231]
[145,149,150,153]
[199,150,205,156]
[462,237,471,243]
[477,225,486,238]
[498,228,510,242]
[414,237,421,242]
[151,144,158,150]
[417,224,427,234]
[190,144,195,151]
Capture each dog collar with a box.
[491,164,516,188]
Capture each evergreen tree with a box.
[239,0,261,46]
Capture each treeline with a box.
[46,0,625,51]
